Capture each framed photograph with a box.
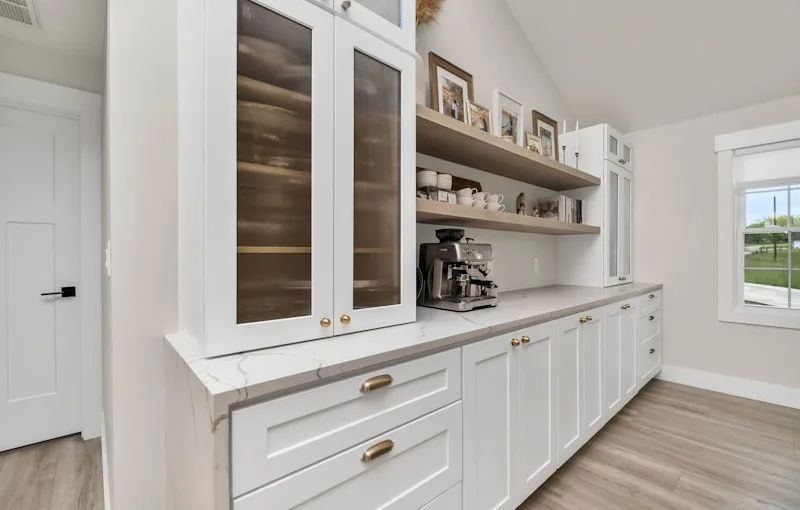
[525,132,543,154]
[467,101,491,133]
[532,110,559,161]
[429,52,474,123]
[493,91,524,146]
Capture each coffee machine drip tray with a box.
[421,295,498,312]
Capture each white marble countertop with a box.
[166,283,661,411]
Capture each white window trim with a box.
[717,120,800,329]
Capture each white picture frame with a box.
[492,90,524,146]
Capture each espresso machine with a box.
[418,229,498,311]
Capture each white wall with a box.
[630,94,800,389]
[415,0,575,290]
[105,0,178,508]
[0,36,103,94]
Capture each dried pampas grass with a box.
[417,0,444,26]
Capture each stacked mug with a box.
[456,188,505,212]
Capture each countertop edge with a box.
[166,283,663,409]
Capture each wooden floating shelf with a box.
[416,199,601,236]
[416,105,600,191]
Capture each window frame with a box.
[717,121,800,330]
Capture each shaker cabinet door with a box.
[603,304,624,422]
[621,303,639,403]
[604,162,633,288]
[332,18,416,335]
[334,0,415,52]
[581,311,604,441]
[556,315,582,465]
[516,323,558,500]
[202,0,336,356]
[462,334,518,510]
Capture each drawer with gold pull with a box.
[231,349,461,497]
[638,310,661,343]
[637,289,662,317]
[233,403,463,510]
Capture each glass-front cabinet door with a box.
[604,162,632,287]
[201,0,336,356]
[605,125,633,171]
[334,0,415,52]
[332,18,416,335]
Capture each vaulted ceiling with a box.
[504,0,800,133]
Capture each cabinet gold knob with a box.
[511,338,521,347]
[341,0,352,9]
[521,336,530,344]
[340,314,351,325]
[621,304,631,310]
[361,440,393,462]
[649,348,656,354]
[320,318,331,328]
[649,294,655,299]
[649,315,655,321]
[579,316,588,324]
[586,316,593,322]
[619,158,626,164]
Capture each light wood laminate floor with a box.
[521,379,800,510]
[0,435,103,510]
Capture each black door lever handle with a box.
[41,286,76,298]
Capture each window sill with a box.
[719,306,800,330]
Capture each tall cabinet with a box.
[177,0,416,357]
[557,124,634,288]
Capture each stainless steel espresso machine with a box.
[418,229,498,311]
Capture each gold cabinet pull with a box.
[340,314,351,325]
[320,318,331,328]
[579,316,588,324]
[361,439,393,462]
[618,276,628,281]
[649,294,655,299]
[511,338,521,347]
[521,336,530,344]
[621,304,631,310]
[649,315,655,321]
[649,348,656,354]
[360,374,393,393]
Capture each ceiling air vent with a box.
[0,0,41,28]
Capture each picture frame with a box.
[532,110,559,161]
[466,101,492,133]
[493,91,524,146]
[429,52,474,123]
[525,132,543,155]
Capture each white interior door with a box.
[0,104,81,452]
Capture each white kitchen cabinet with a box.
[421,484,462,510]
[639,336,662,386]
[516,323,558,498]
[580,312,604,441]
[620,301,639,404]
[463,323,557,510]
[605,124,634,171]
[462,334,517,510]
[556,315,581,465]
[605,161,633,287]
[177,0,416,357]
[233,402,463,510]
[333,0,415,53]
[557,124,634,288]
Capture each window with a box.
[717,120,800,329]
[740,184,800,310]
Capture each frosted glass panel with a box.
[623,144,632,164]
[608,170,619,278]
[358,0,401,26]
[608,135,618,156]
[353,50,401,310]
[621,175,631,276]
[236,0,313,324]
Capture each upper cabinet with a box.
[334,0,416,52]
[605,125,634,171]
[605,161,633,286]
[177,0,416,357]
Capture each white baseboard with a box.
[100,412,112,510]
[657,364,800,410]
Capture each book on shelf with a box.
[537,195,584,224]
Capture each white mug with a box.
[488,193,504,204]
[487,203,506,212]
[416,170,437,188]
[457,197,473,206]
[473,200,487,209]
[473,191,488,201]
[457,187,478,197]
[437,173,453,190]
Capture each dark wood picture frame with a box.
[532,110,559,162]
[428,52,474,122]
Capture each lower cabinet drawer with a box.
[420,483,462,510]
[639,336,662,384]
[232,349,461,496]
[638,310,661,343]
[639,290,662,317]
[233,402,463,510]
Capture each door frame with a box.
[0,72,102,440]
